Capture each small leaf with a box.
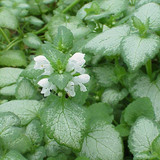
[0,100,44,125]
[80,122,123,160]
[26,119,43,145]
[151,135,160,157]
[128,117,159,158]
[27,16,44,27]
[15,78,38,100]
[23,33,42,49]
[123,97,155,126]
[115,124,130,137]
[121,34,160,71]
[0,67,23,88]
[3,150,27,160]
[102,88,128,105]
[41,98,86,150]
[0,8,18,30]
[93,65,118,87]
[49,72,72,90]
[84,25,130,56]
[0,50,27,67]
[54,26,74,52]
[134,2,160,31]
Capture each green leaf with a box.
[23,33,42,49]
[121,34,160,71]
[80,122,123,160]
[75,157,89,160]
[123,97,155,126]
[26,119,43,145]
[0,112,31,153]
[27,146,46,160]
[102,88,128,105]
[41,99,86,150]
[115,124,130,137]
[15,78,38,100]
[48,15,90,39]
[93,65,118,87]
[0,67,23,88]
[134,2,160,31]
[54,26,74,52]
[0,50,27,67]
[130,74,160,121]
[20,61,43,79]
[136,0,160,7]
[3,150,27,160]
[27,16,44,27]
[0,8,18,30]
[87,102,113,125]
[84,25,130,56]
[128,117,159,158]
[0,84,16,97]
[151,135,160,157]
[0,100,44,125]
[49,72,72,90]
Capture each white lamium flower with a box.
[66,53,86,75]
[38,78,57,97]
[64,81,75,97]
[34,55,53,75]
[73,74,90,92]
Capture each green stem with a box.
[34,25,48,35]
[146,59,152,80]
[0,27,10,43]
[6,39,22,50]
[62,0,80,13]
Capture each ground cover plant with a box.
[0,0,160,159]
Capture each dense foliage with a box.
[0,0,160,159]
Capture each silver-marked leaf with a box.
[136,0,160,7]
[80,122,123,160]
[102,88,128,105]
[0,84,16,96]
[0,100,44,125]
[0,8,18,30]
[134,3,160,31]
[0,67,23,88]
[128,117,159,158]
[130,74,160,121]
[41,99,86,150]
[84,25,130,56]
[121,34,160,71]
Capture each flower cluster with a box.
[34,53,90,97]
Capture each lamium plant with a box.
[0,0,160,160]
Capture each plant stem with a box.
[6,39,22,50]
[62,0,80,14]
[34,25,48,35]
[0,27,10,43]
[146,59,152,80]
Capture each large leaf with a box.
[128,117,159,158]
[121,34,160,71]
[0,8,18,30]
[0,100,44,125]
[0,50,27,67]
[134,3,160,31]
[102,88,128,105]
[84,25,130,56]
[130,74,160,121]
[123,97,155,126]
[0,84,16,96]
[80,122,123,160]
[0,67,23,88]
[41,98,86,150]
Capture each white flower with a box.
[38,78,57,97]
[64,81,75,97]
[66,53,86,75]
[34,55,53,75]
[65,74,90,97]
[73,74,90,92]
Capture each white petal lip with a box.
[64,81,75,97]
[34,55,53,75]
[73,74,90,84]
[38,78,57,97]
